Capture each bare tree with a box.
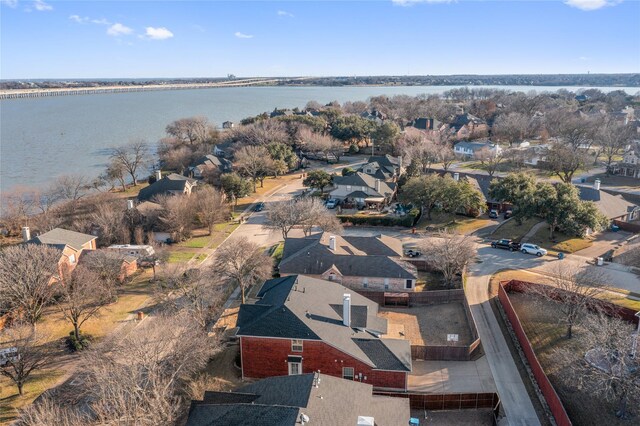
[90,198,128,246]
[110,140,149,186]
[0,245,60,327]
[193,186,229,235]
[531,263,606,338]
[18,396,88,426]
[492,112,533,147]
[299,197,343,236]
[420,231,476,288]
[474,146,505,177]
[558,312,639,419]
[82,249,129,287]
[212,237,272,303]
[166,116,218,146]
[0,323,53,395]
[265,200,306,240]
[597,120,634,173]
[80,313,214,425]
[0,187,36,236]
[155,266,227,329]
[156,194,196,242]
[234,145,275,191]
[544,141,590,183]
[104,157,128,192]
[56,265,114,343]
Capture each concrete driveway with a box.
[572,230,632,259]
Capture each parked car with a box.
[491,239,521,251]
[404,248,422,258]
[521,243,547,257]
[254,202,265,212]
[504,210,513,219]
[325,199,339,209]
[488,210,499,219]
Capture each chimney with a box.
[343,294,351,327]
[127,199,135,210]
[21,226,31,242]
[594,179,601,191]
[155,170,162,181]
[329,235,336,251]
[374,179,381,193]
[397,155,403,170]
[453,172,460,181]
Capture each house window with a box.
[405,279,413,290]
[288,357,302,375]
[328,273,335,281]
[346,185,351,191]
[363,277,368,288]
[384,278,390,290]
[291,339,303,352]
[68,254,76,264]
[342,367,355,380]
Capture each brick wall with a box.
[240,336,407,390]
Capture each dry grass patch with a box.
[528,226,593,254]
[491,218,540,242]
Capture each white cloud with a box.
[33,0,52,11]
[391,0,454,6]
[69,14,88,23]
[277,10,294,18]
[234,31,253,39]
[1,0,19,8]
[69,15,111,25]
[564,0,622,11]
[144,26,174,40]
[107,23,133,37]
[91,18,110,25]
[579,56,591,61]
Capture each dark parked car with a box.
[404,248,422,258]
[504,210,513,219]
[491,239,521,251]
[254,202,265,212]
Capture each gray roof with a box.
[191,154,232,173]
[332,172,396,198]
[454,141,496,152]
[187,373,409,426]
[138,173,195,201]
[237,275,411,372]
[577,186,639,219]
[28,228,96,251]
[279,233,415,279]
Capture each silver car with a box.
[521,243,547,257]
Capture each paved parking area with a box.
[408,357,496,394]
[573,230,632,258]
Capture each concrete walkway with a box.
[521,221,546,243]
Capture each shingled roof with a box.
[27,228,96,251]
[236,275,411,372]
[279,233,415,279]
[332,172,396,198]
[137,173,196,201]
[186,373,410,426]
[576,185,639,219]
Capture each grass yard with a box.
[508,293,636,425]
[270,242,284,262]
[418,212,493,234]
[178,235,213,248]
[528,226,592,254]
[491,217,540,242]
[414,270,455,291]
[0,271,156,424]
[167,251,197,263]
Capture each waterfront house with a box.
[186,373,410,426]
[138,172,197,201]
[25,227,97,271]
[187,154,232,179]
[236,275,412,390]
[279,233,418,291]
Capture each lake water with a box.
[1,85,638,192]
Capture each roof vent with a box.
[300,413,310,424]
[329,236,336,251]
[155,170,162,181]
[343,294,351,327]
[21,226,31,242]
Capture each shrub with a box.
[337,209,419,227]
[67,332,92,352]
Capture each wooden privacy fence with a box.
[613,219,640,233]
[498,280,572,426]
[374,391,500,411]
[355,289,465,306]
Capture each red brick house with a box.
[236,275,412,391]
[25,227,97,272]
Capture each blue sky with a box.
[1,0,639,79]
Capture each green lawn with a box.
[491,217,540,242]
[528,225,592,254]
[167,251,197,263]
[178,235,212,248]
[271,242,284,262]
